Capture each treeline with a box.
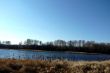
[0,39,110,54]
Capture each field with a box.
[0,59,110,73]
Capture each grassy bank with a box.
[0,59,110,73]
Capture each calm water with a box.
[0,49,110,61]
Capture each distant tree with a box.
[78,40,86,47]
[67,40,75,47]
[6,41,11,45]
[24,39,33,45]
[67,40,72,46]
[19,41,23,45]
[49,42,54,45]
[84,41,95,47]
[54,40,66,46]
[107,43,110,46]
[73,40,78,47]
[39,41,42,45]
[2,41,5,44]
[33,40,39,45]
[45,41,53,46]
[82,40,85,47]
[2,41,11,45]
[78,40,82,47]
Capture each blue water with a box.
[0,49,110,61]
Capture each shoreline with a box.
[0,48,107,55]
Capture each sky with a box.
[0,0,110,44]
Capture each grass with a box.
[0,59,110,73]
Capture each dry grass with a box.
[0,59,110,73]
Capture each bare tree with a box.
[2,41,11,45]
[24,39,33,45]
[54,40,66,46]
[33,40,39,45]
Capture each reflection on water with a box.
[0,49,110,61]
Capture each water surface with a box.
[0,49,110,61]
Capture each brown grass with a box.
[0,59,110,73]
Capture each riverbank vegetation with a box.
[0,39,110,54]
[0,59,110,73]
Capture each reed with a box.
[0,59,110,73]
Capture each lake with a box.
[0,49,110,61]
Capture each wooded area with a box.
[0,39,110,54]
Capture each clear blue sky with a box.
[0,0,110,44]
